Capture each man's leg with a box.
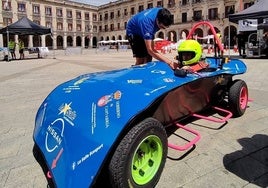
[238,46,242,56]
[145,55,152,63]
[128,35,149,65]
[135,58,146,65]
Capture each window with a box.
[193,10,202,21]
[138,5,144,12]
[244,2,254,9]
[33,20,40,25]
[45,7,52,16]
[3,17,12,26]
[208,8,218,20]
[57,22,63,30]
[182,12,187,23]
[56,8,63,17]
[93,25,97,33]
[76,11,81,19]
[68,23,73,31]
[46,22,52,28]
[147,3,153,9]
[124,8,128,16]
[2,1,11,11]
[18,3,26,12]
[168,0,175,8]
[77,24,81,31]
[117,10,120,17]
[33,5,40,15]
[93,13,97,21]
[182,0,188,6]
[110,12,114,19]
[225,5,234,18]
[157,1,163,7]
[131,7,135,15]
[85,25,91,32]
[85,13,90,20]
[104,13,108,20]
[111,24,114,31]
[67,10,72,18]
[99,25,102,32]
[117,23,120,30]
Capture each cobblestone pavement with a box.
[0,48,267,188]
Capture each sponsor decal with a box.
[72,144,104,170]
[145,86,167,96]
[63,77,89,93]
[74,77,89,86]
[127,79,143,84]
[45,118,65,153]
[97,90,122,107]
[115,101,121,118]
[58,102,77,126]
[97,95,113,107]
[45,118,65,170]
[91,103,97,134]
[97,90,122,128]
[163,78,175,83]
[151,70,166,74]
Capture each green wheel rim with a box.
[131,135,163,185]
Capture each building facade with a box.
[0,0,99,49]
[98,0,255,47]
[0,0,256,49]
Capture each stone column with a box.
[28,35,33,48]
[63,33,67,49]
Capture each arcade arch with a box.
[57,35,63,49]
[67,36,73,47]
[76,36,82,47]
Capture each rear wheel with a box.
[109,118,167,188]
[228,80,248,117]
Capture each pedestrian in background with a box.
[8,38,16,60]
[18,39,25,59]
[236,31,246,56]
[214,32,223,57]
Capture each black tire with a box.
[228,79,248,117]
[109,118,167,188]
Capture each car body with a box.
[33,21,249,188]
[33,56,248,188]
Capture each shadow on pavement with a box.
[223,134,268,187]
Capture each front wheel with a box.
[109,118,167,188]
[228,79,248,117]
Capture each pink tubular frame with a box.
[168,106,233,151]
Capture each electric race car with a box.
[33,22,249,188]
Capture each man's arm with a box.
[144,39,177,69]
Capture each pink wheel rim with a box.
[240,86,248,109]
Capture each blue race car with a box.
[33,22,248,188]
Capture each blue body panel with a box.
[33,58,246,187]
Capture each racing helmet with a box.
[177,40,202,65]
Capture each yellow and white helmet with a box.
[177,40,202,65]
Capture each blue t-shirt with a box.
[126,7,162,40]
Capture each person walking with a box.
[214,32,223,57]
[236,31,246,56]
[18,39,25,59]
[8,39,16,60]
[126,7,177,69]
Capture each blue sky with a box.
[70,0,117,6]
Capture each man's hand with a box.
[168,61,178,70]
